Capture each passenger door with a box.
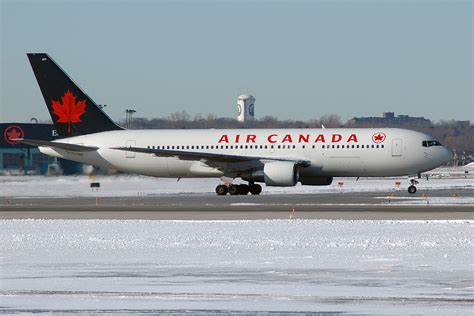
[392,139,402,157]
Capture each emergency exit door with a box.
[392,139,402,157]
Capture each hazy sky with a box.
[1,0,472,123]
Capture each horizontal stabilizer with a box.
[12,138,99,152]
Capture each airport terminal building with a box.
[0,123,81,175]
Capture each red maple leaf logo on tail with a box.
[51,90,86,133]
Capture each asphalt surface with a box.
[1,189,472,220]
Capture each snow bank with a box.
[1,219,472,313]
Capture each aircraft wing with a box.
[12,138,99,152]
[112,146,311,167]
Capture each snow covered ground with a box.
[0,174,472,198]
[1,219,473,314]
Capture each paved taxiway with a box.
[1,189,472,220]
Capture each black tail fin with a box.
[27,53,123,137]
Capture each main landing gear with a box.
[215,183,262,196]
[407,178,419,194]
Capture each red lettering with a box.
[267,134,278,143]
[298,134,309,143]
[347,134,358,142]
[315,134,326,143]
[246,134,256,143]
[332,134,342,142]
[235,134,240,143]
[282,134,293,143]
[218,134,229,143]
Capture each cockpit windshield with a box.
[422,140,442,147]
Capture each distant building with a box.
[349,112,431,126]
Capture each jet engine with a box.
[242,161,298,187]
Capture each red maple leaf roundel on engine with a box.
[51,90,86,133]
[372,132,386,143]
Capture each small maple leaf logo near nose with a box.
[372,132,386,143]
[51,90,86,134]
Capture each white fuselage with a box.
[39,128,453,180]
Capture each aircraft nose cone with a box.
[443,146,454,163]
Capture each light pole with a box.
[125,109,136,128]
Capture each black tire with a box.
[228,184,240,195]
[215,184,228,196]
[239,184,250,195]
[249,184,262,195]
[408,185,417,194]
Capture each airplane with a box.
[17,53,454,195]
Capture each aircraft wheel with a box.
[249,184,262,195]
[215,184,228,196]
[239,184,250,195]
[408,185,417,194]
[228,184,240,195]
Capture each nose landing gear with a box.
[407,178,419,194]
[215,183,262,195]
[407,185,417,194]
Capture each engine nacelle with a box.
[262,161,299,187]
[299,176,333,186]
